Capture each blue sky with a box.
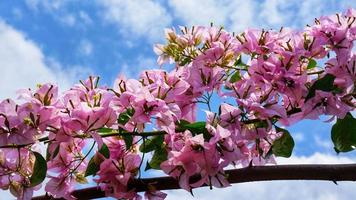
[0,0,356,199]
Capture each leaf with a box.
[272,126,294,158]
[46,144,59,161]
[234,55,242,66]
[229,71,241,83]
[305,74,336,101]
[118,108,135,125]
[307,58,317,69]
[45,146,50,161]
[254,120,269,128]
[144,161,152,171]
[52,145,60,159]
[233,55,249,69]
[29,152,47,187]
[85,157,99,177]
[122,133,133,150]
[145,146,168,170]
[177,121,211,140]
[98,127,114,133]
[98,143,110,159]
[118,113,131,125]
[331,112,356,153]
[175,119,190,129]
[178,121,206,133]
[85,143,110,177]
[179,57,191,66]
[139,135,164,153]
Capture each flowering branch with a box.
[32,163,356,200]
[0,9,355,200]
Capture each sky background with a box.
[0,0,356,199]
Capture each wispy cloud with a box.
[168,0,256,32]
[98,0,172,41]
[59,13,76,26]
[25,0,65,12]
[0,19,91,99]
[24,0,91,28]
[78,39,93,56]
[314,135,333,150]
[168,0,355,32]
[118,55,157,79]
[78,10,93,25]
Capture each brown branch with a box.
[32,163,356,200]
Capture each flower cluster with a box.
[0,9,355,200]
[0,148,36,199]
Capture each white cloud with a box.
[25,0,64,12]
[168,0,356,33]
[25,0,91,28]
[79,10,92,25]
[168,0,256,32]
[0,19,89,99]
[168,0,228,27]
[314,135,333,150]
[166,153,356,200]
[293,132,305,142]
[227,1,256,32]
[276,152,354,164]
[119,55,157,78]
[98,0,172,41]
[0,17,93,200]
[78,39,93,56]
[257,0,356,28]
[258,0,292,26]
[59,14,76,26]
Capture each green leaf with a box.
[122,133,133,150]
[272,126,295,158]
[29,152,47,187]
[144,161,153,171]
[126,108,135,116]
[331,112,356,153]
[99,143,110,159]
[233,55,249,69]
[177,121,211,140]
[254,120,269,128]
[118,108,135,125]
[45,146,50,161]
[46,144,59,161]
[307,58,317,69]
[139,135,164,153]
[178,121,206,133]
[305,74,336,101]
[98,127,114,133]
[229,71,241,83]
[85,157,99,177]
[175,119,190,129]
[145,146,168,170]
[85,143,110,177]
[118,113,130,125]
[52,145,60,158]
[179,57,191,66]
[233,56,242,66]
